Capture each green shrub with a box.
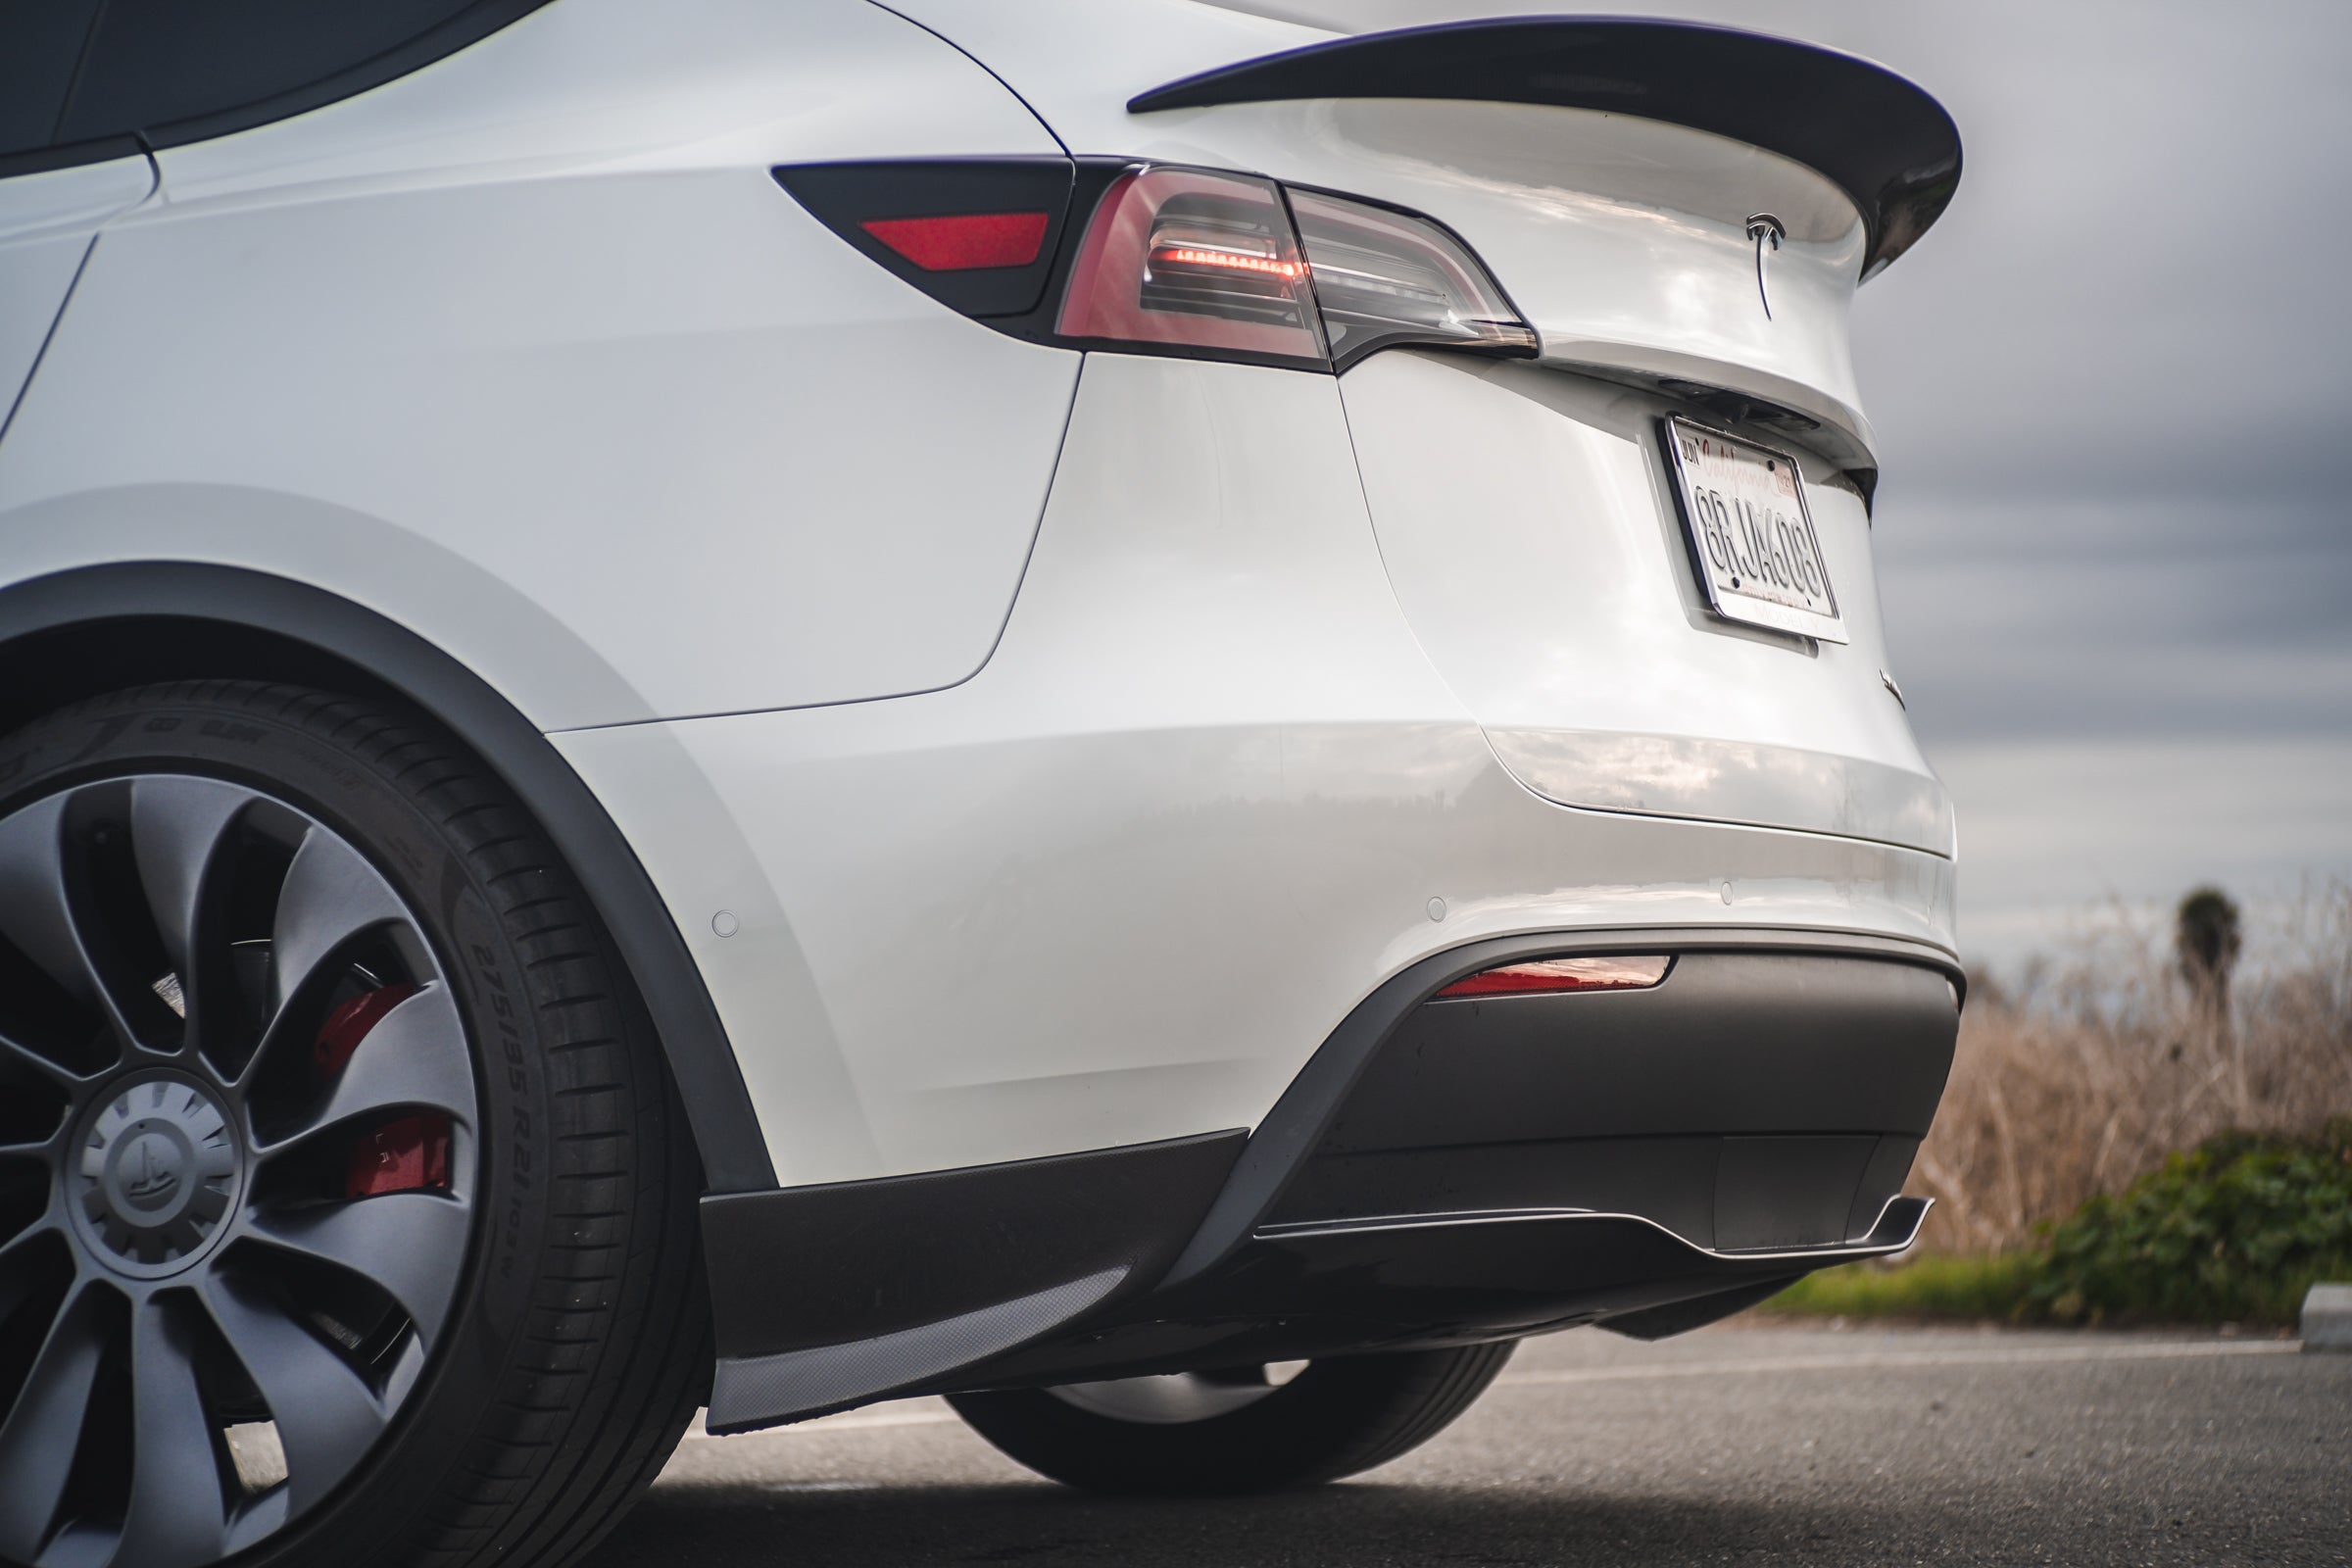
[1765,1122,2352,1326]
[1765,1252,2033,1319]
[2026,1119,2352,1325]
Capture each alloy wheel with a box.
[1048,1361,1311,1425]
[0,775,478,1568]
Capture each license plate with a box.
[1661,417,1846,644]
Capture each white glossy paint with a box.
[1341,350,1951,855]
[0,0,1075,731]
[152,1,1056,204]
[562,355,1956,1184]
[0,154,153,423]
[0,0,1961,1189]
[890,0,1878,466]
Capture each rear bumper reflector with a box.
[1436,954,1671,999]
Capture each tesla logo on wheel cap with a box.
[72,1074,245,1277]
[119,1132,182,1208]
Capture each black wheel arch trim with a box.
[702,1130,1248,1432]
[0,562,777,1192]
[1127,16,1962,279]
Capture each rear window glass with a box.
[1,0,552,172]
[0,0,105,158]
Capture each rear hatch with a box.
[1340,348,1948,854]
[894,3,1958,856]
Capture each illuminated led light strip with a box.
[1435,955,1671,999]
[1151,244,1302,279]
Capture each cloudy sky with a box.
[1226,0,2352,967]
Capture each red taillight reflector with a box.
[859,212,1050,271]
[346,1112,453,1197]
[1436,956,1671,1000]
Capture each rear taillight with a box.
[776,158,1536,373]
[1435,956,1671,999]
[1057,167,1324,364]
[1288,187,1538,366]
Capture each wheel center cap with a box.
[116,1127,190,1212]
[72,1072,245,1278]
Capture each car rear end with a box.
[679,6,1966,1420]
[0,0,1975,1540]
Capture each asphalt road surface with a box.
[587,1323,2350,1567]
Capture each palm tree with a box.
[2176,886,2243,1022]
[2176,887,2244,1114]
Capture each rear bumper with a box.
[1169,1193,1932,1359]
[557,353,1958,1193]
[703,927,1957,1431]
[1268,947,1955,1250]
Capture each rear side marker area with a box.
[860,212,1050,271]
[1435,955,1672,999]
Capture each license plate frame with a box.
[1660,416,1847,645]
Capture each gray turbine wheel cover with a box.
[0,773,480,1568]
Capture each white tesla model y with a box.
[0,4,1965,1564]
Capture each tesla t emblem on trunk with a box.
[1746,214,1786,318]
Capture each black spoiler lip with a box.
[1127,15,1960,278]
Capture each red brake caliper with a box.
[312,985,452,1198]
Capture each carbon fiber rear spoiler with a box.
[1129,17,1960,278]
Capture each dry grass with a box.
[1913,883,2352,1253]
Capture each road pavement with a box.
[586,1322,2350,1567]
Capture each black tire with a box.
[0,682,708,1568]
[947,1342,1515,1494]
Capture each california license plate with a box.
[1661,417,1846,644]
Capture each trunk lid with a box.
[887,3,1961,486]
[897,1,1956,855]
[1339,348,1951,856]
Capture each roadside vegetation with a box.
[1768,884,2352,1326]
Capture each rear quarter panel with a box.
[0,0,1079,731]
